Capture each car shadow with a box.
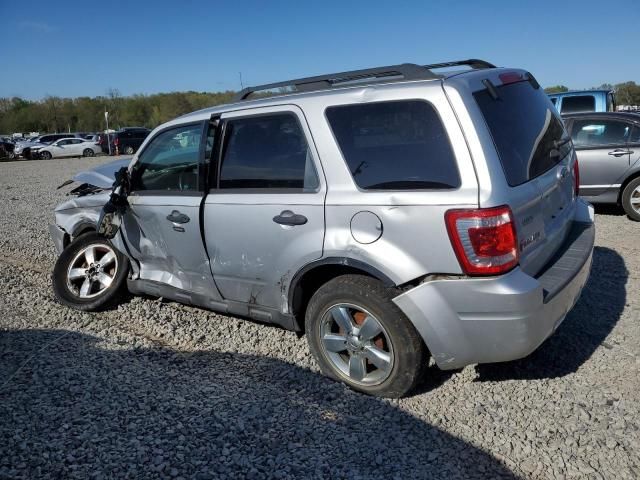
[593,204,625,217]
[475,246,627,382]
[0,329,517,480]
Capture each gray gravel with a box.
[0,157,639,479]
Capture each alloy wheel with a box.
[631,185,640,215]
[66,244,118,299]
[318,303,394,386]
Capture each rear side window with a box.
[474,81,570,186]
[561,95,596,114]
[571,119,633,147]
[219,113,318,190]
[326,100,460,190]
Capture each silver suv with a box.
[50,59,595,397]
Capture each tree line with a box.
[1,80,639,135]
[544,81,640,105]
[0,89,235,135]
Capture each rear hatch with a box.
[454,71,577,275]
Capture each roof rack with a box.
[233,58,495,102]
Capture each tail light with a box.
[445,206,519,276]
[573,155,580,197]
[114,137,120,146]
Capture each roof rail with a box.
[233,58,495,101]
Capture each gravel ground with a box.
[0,157,638,479]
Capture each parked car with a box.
[563,112,640,220]
[0,139,15,159]
[14,133,83,158]
[32,137,101,159]
[548,89,615,114]
[110,128,150,155]
[97,133,114,154]
[49,60,594,398]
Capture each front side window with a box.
[131,123,202,192]
[326,100,460,190]
[561,95,596,114]
[219,113,318,190]
[571,119,632,147]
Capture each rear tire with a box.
[83,148,95,157]
[305,274,427,398]
[52,232,129,311]
[621,177,640,221]
[124,146,134,155]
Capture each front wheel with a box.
[40,151,52,160]
[83,148,95,157]
[52,232,129,311]
[305,275,427,398]
[621,177,640,221]
[124,146,135,155]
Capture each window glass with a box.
[561,95,596,114]
[326,100,459,190]
[571,120,632,147]
[630,126,640,144]
[132,124,202,192]
[58,139,72,146]
[550,97,557,105]
[219,113,318,190]
[70,139,83,144]
[474,81,570,186]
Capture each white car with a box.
[33,138,101,159]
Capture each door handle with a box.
[273,210,308,226]
[166,210,190,224]
[608,149,629,157]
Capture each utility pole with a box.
[239,72,244,90]
[105,111,111,156]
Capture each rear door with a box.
[470,74,577,275]
[568,117,634,196]
[203,105,325,311]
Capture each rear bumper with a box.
[393,215,595,370]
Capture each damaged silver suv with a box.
[50,60,595,397]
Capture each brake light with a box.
[499,72,523,85]
[114,138,120,146]
[573,155,580,197]
[445,206,519,276]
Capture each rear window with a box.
[474,81,571,187]
[561,95,595,114]
[326,100,460,190]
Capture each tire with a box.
[621,177,640,221]
[305,274,427,398]
[52,232,129,311]
[124,146,135,155]
[83,148,95,157]
[40,151,52,160]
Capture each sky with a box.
[1,0,639,100]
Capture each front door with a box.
[569,117,634,196]
[122,121,222,300]
[203,106,326,312]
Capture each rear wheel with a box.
[621,177,640,221]
[83,148,95,157]
[40,151,52,160]
[124,146,135,155]
[305,274,427,398]
[52,232,129,311]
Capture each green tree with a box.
[544,85,569,94]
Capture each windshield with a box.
[474,81,571,186]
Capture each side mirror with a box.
[97,167,131,239]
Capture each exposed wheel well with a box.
[290,262,393,332]
[618,171,640,204]
[64,224,97,248]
